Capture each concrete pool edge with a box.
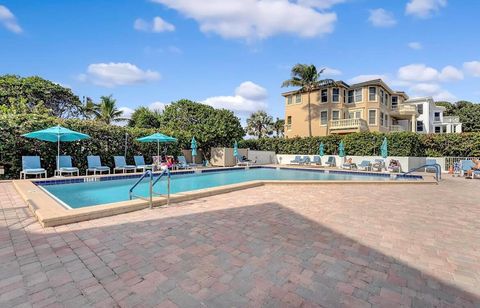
[13,170,435,227]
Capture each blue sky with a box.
[1,0,479,123]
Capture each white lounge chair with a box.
[55,155,79,177]
[113,156,136,173]
[20,156,47,179]
[86,156,110,175]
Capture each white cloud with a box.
[322,67,342,77]
[151,0,338,40]
[409,83,456,101]
[348,74,388,84]
[134,16,175,32]
[408,42,423,50]
[119,107,134,119]
[406,0,447,18]
[297,0,346,9]
[463,61,480,77]
[397,63,463,82]
[203,81,268,114]
[149,101,167,112]
[368,8,397,27]
[0,5,22,33]
[79,62,160,87]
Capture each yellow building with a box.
[282,79,418,137]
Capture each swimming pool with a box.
[37,167,422,209]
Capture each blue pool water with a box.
[40,167,420,208]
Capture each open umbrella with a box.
[22,125,90,172]
[338,140,345,158]
[319,142,325,157]
[191,137,197,163]
[233,141,239,162]
[380,137,388,159]
[136,133,177,158]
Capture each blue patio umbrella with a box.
[233,141,239,161]
[191,137,197,162]
[380,137,388,159]
[136,133,177,157]
[338,140,345,158]
[22,125,90,172]
[319,142,325,157]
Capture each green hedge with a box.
[0,114,188,179]
[239,132,480,157]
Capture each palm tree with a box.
[281,64,335,137]
[273,118,285,137]
[93,95,125,124]
[81,97,96,119]
[246,111,274,138]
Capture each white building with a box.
[402,97,462,134]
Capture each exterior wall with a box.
[209,147,248,167]
[248,150,276,164]
[181,149,203,164]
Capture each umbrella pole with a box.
[57,136,60,176]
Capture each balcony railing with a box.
[389,125,407,132]
[330,118,368,131]
[442,116,460,124]
[391,104,417,113]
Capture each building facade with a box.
[282,79,462,137]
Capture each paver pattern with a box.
[1,177,480,307]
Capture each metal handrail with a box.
[129,170,154,208]
[129,170,152,198]
[402,163,441,183]
[152,168,171,205]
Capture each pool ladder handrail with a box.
[128,169,171,209]
[402,163,441,183]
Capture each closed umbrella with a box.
[319,142,325,157]
[233,141,239,162]
[338,140,345,158]
[380,137,388,159]
[191,137,197,163]
[136,133,177,158]
[22,125,90,172]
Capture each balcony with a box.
[329,119,368,134]
[389,125,407,132]
[390,104,418,119]
[442,116,460,124]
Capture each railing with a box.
[443,116,460,123]
[445,157,480,171]
[389,125,407,132]
[403,164,441,183]
[329,118,368,130]
[391,104,417,114]
[128,169,171,209]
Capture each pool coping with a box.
[13,165,435,227]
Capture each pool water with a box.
[41,168,418,208]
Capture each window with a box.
[417,104,423,114]
[354,88,362,102]
[287,96,292,105]
[434,112,441,122]
[332,88,339,102]
[287,116,292,125]
[416,121,424,132]
[320,111,328,125]
[295,94,301,103]
[380,112,384,126]
[343,90,346,103]
[380,89,384,104]
[349,111,362,119]
[435,126,441,133]
[332,110,340,120]
[385,94,389,106]
[391,96,398,109]
[369,87,376,101]
[368,109,377,125]
[348,90,354,103]
[385,114,389,126]
[321,89,328,103]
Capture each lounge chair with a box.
[86,156,110,175]
[312,156,321,166]
[298,156,311,165]
[387,159,401,173]
[134,156,153,172]
[425,159,437,173]
[177,156,193,169]
[372,159,385,171]
[325,156,336,167]
[55,156,79,177]
[460,160,475,177]
[357,160,372,171]
[474,169,480,179]
[20,156,47,179]
[290,156,302,164]
[114,156,136,173]
[237,155,254,166]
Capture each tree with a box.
[273,117,285,137]
[436,100,480,132]
[128,107,161,129]
[246,111,274,138]
[81,97,97,119]
[92,95,125,125]
[159,99,244,158]
[281,64,335,137]
[0,74,83,118]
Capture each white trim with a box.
[319,109,329,126]
[368,109,377,126]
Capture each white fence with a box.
[248,150,276,165]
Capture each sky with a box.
[1,0,480,123]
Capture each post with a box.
[124,133,128,158]
[149,171,153,209]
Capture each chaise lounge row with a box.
[289,156,392,172]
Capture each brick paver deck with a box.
[1,178,479,307]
